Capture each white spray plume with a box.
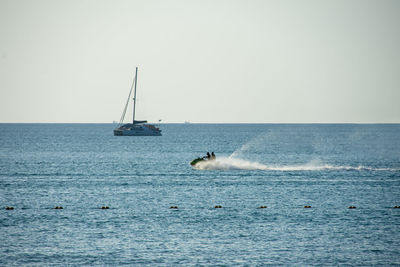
[193,157,398,172]
[229,132,271,159]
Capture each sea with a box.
[1,123,399,266]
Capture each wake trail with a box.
[193,157,399,172]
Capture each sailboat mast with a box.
[132,67,138,124]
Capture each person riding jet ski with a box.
[191,152,216,166]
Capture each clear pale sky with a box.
[0,0,399,123]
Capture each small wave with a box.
[193,157,399,172]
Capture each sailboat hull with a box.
[114,123,162,136]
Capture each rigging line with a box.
[119,73,137,125]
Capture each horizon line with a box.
[0,122,399,125]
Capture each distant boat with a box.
[114,67,162,136]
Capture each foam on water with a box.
[196,129,400,172]
[193,157,399,171]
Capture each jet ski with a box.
[190,152,216,166]
[190,157,206,166]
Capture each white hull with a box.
[114,123,161,136]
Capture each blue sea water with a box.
[0,123,400,266]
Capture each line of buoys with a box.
[4,205,400,210]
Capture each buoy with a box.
[393,206,400,209]
[304,205,312,208]
[101,206,109,209]
[169,206,178,209]
[214,205,222,208]
[258,206,267,209]
[54,206,63,209]
[5,206,14,210]
[348,206,356,209]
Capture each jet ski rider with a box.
[203,152,216,160]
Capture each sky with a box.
[0,0,399,123]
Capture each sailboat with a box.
[113,67,162,136]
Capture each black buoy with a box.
[5,206,14,210]
[304,205,312,208]
[214,205,222,209]
[54,206,63,209]
[393,206,400,209]
[348,206,357,209]
[169,206,178,209]
[101,206,109,209]
[258,206,267,209]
